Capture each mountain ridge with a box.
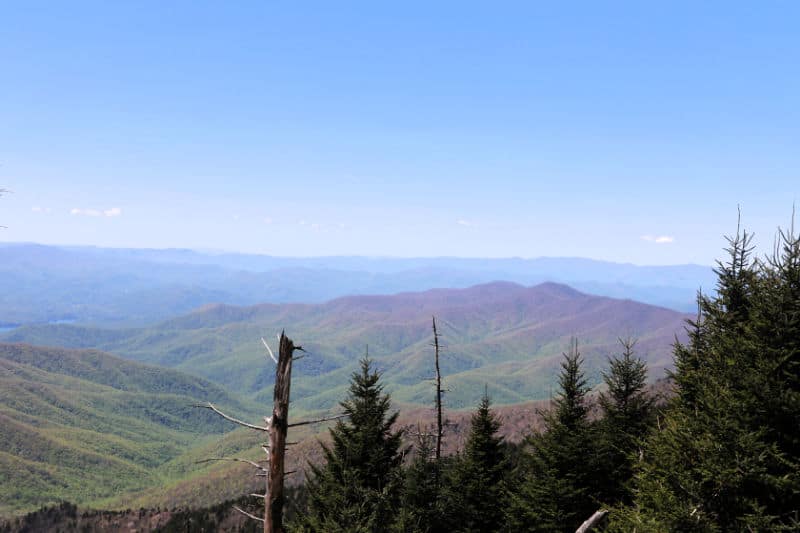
[0,242,712,326]
[3,282,690,409]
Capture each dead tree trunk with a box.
[198,332,345,533]
[432,316,443,466]
[265,332,297,533]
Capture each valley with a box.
[0,279,691,518]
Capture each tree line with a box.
[287,224,800,532]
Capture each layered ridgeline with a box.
[0,343,264,517]
[0,243,712,326]
[4,282,690,410]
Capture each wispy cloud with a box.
[31,206,52,214]
[641,234,674,244]
[457,219,475,227]
[71,207,122,217]
[296,219,344,233]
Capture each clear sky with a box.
[1,1,797,265]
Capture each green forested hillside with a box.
[3,282,689,410]
[0,343,263,517]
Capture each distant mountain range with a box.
[4,281,691,410]
[0,242,714,326]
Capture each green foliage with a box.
[610,223,800,531]
[294,357,405,532]
[440,392,508,533]
[395,431,440,533]
[594,338,654,506]
[506,339,597,532]
[0,343,262,516]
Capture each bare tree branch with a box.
[575,510,608,533]
[195,457,267,472]
[255,469,298,478]
[262,337,278,363]
[288,413,348,428]
[233,505,265,523]
[194,402,268,431]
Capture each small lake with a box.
[0,319,76,334]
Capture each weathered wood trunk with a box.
[433,317,443,467]
[265,332,296,533]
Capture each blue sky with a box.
[1,1,797,264]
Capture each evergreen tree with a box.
[294,357,404,532]
[395,430,440,533]
[609,223,800,531]
[594,338,654,506]
[441,390,508,533]
[506,339,597,532]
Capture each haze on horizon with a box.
[1,2,798,265]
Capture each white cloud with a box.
[71,207,122,217]
[31,206,52,213]
[641,234,674,244]
[457,219,475,227]
[71,208,101,216]
[263,217,273,224]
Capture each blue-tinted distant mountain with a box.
[0,242,713,326]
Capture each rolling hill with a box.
[3,282,691,410]
[0,343,264,517]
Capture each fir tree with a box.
[609,222,800,531]
[594,338,654,506]
[506,339,597,532]
[442,390,508,533]
[294,357,405,532]
[396,430,440,533]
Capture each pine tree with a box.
[442,390,508,533]
[594,338,654,506]
[609,222,800,531]
[506,339,597,532]
[294,357,405,532]
[396,430,439,533]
